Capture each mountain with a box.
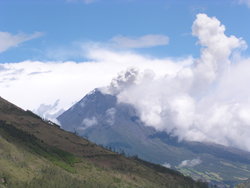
[58,89,250,187]
[0,96,207,188]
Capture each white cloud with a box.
[33,99,64,124]
[105,108,116,125]
[0,49,187,115]
[82,117,98,127]
[111,34,169,48]
[100,14,250,152]
[238,0,250,7]
[0,31,43,53]
[178,158,202,168]
[162,162,171,168]
[76,117,98,131]
[192,13,246,86]
[44,34,169,61]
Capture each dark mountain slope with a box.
[58,89,250,187]
[0,96,207,188]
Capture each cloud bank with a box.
[0,31,43,53]
[0,48,188,121]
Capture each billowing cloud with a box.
[100,14,250,152]
[82,117,98,127]
[111,34,169,48]
[178,158,202,168]
[192,14,246,85]
[0,31,43,53]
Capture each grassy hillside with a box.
[0,97,207,188]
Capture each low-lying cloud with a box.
[162,162,171,168]
[34,100,64,124]
[0,50,186,117]
[178,158,202,168]
[82,117,98,127]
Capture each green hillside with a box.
[0,97,207,188]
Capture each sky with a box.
[1,0,250,62]
[1,0,250,151]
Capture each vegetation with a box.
[0,97,208,188]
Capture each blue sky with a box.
[1,0,250,62]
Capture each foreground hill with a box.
[0,96,207,188]
[58,89,250,187]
